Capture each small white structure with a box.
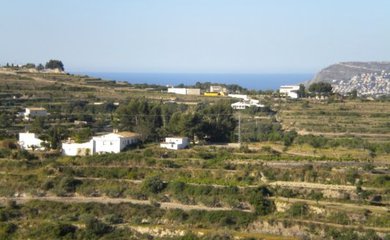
[231,100,264,110]
[160,137,189,150]
[231,99,265,110]
[62,131,140,156]
[18,132,46,150]
[168,87,201,96]
[279,85,300,99]
[228,94,249,101]
[210,86,227,94]
[24,107,48,120]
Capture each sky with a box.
[1,0,390,73]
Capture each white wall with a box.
[62,141,94,156]
[93,137,121,154]
[228,94,249,100]
[186,88,201,95]
[18,133,44,150]
[168,88,187,95]
[160,143,179,150]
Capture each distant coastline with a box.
[71,72,313,90]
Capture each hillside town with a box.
[332,71,390,97]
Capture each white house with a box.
[92,132,140,154]
[62,131,140,156]
[18,132,46,150]
[279,85,300,99]
[24,107,48,120]
[167,87,201,96]
[160,137,189,150]
[231,99,265,110]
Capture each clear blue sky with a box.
[1,0,389,73]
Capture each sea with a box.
[73,72,313,90]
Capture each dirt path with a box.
[297,129,390,138]
[63,164,239,173]
[272,197,389,214]
[0,195,251,213]
[285,218,390,233]
[269,181,381,192]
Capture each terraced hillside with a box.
[278,100,390,143]
[0,144,388,239]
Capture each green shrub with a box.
[142,176,167,194]
[85,217,112,236]
[54,177,82,196]
[104,214,123,224]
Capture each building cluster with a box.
[16,106,191,156]
[19,132,190,155]
[332,71,390,97]
[167,85,229,97]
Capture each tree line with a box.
[2,60,64,71]
[114,98,237,143]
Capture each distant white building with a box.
[24,107,48,120]
[279,85,300,99]
[228,94,249,101]
[62,131,140,156]
[210,86,227,94]
[18,132,46,151]
[160,137,189,150]
[168,87,201,96]
[231,99,265,110]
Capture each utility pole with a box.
[238,112,241,147]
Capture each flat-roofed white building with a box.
[279,85,300,99]
[167,87,201,95]
[24,107,48,120]
[228,94,249,101]
[160,137,189,150]
[18,132,46,151]
[62,131,140,156]
[93,131,140,154]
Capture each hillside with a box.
[0,69,390,239]
[308,62,390,96]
